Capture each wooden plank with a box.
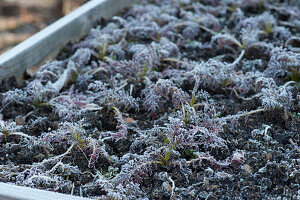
[0,0,137,81]
[0,182,91,200]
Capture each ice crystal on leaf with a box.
[115,153,155,196]
[132,42,161,69]
[186,59,235,90]
[111,107,128,141]
[1,89,26,106]
[211,33,243,49]
[107,43,126,60]
[190,151,244,170]
[127,20,159,40]
[70,48,92,67]
[88,79,139,111]
[239,12,277,31]
[141,82,165,117]
[256,77,293,109]
[186,126,227,150]
[142,79,189,117]
[265,47,300,80]
[49,87,93,119]
[182,23,200,40]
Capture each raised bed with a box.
[0,0,299,200]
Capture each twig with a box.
[0,131,33,140]
[217,108,266,121]
[52,61,77,92]
[71,182,75,196]
[41,143,75,165]
[228,49,245,68]
[161,58,190,65]
[28,175,58,183]
[167,176,175,196]
[289,139,300,153]
[50,95,75,107]
[283,81,297,91]
[173,21,217,35]
[84,67,108,75]
[49,161,65,174]
[231,88,263,101]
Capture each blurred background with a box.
[0,0,88,54]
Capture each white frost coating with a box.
[51,61,77,92]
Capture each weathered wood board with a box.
[0,182,92,200]
[0,0,137,81]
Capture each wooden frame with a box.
[0,182,92,200]
[0,0,137,81]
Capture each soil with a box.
[0,0,299,200]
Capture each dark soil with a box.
[0,0,299,199]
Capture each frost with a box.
[256,77,293,109]
[88,79,139,110]
[265,47,300,79]
[127,20,159,40]
[71,48,92,66]
[0,0,299,199]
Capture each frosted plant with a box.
[88,138,101,168]
[1,88,27,106]
[211,33,243,49]
[0,119,32,143]
[109,182,148,200]
[182,23,200,39]
[159,22,180,40]
[142,79,189,117]
[88,78,139,110]
[48,88,95,119]
[186,59,235,90]
[126,20,159,40]
[265,47,300,79]
[256,77,293,109]
[158,37,180,58]
[1,78,57,110]
[116,60,141,77]
[111,107,128,141]
[115,153,154,186]
[186,151,244,169]
[124,4,161,21]
[107,43,126,60]
[36,60,64,82]
[141,82,165,117]
[41,120,88,147]
[70,48,92,67]
[154,79,189,107]
[0,0,299,199]
[240,25,264,47]
[117,42,163,78]
[72,24,126,50]
[273,26,292,41]
[185,125,227,150]
[132,42,161,69]
[239,12,277,32]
